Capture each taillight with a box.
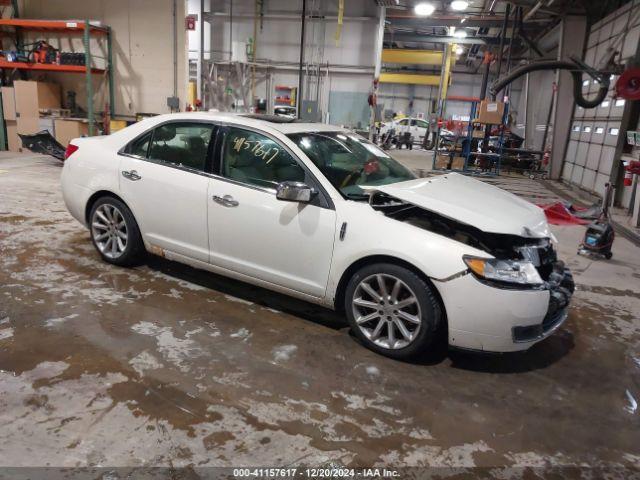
[64,143,79,160]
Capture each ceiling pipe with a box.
[384,32,504,45]
[495,2,512,82]
[523,0,556,22]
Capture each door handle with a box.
[212,194,239,207]
[122,170,142,181]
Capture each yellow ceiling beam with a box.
[381,49,443,65]
[379,73,442,86]
[440,44,455,100]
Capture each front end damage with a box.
[370,191,574,350]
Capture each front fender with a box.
[325,202,485,306]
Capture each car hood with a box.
[373,173,552,238]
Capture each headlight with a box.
[463,255,543,287]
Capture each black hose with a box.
[489,60,609,108]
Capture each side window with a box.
[148,122,214,171]
[126,131,152,157]
[410,119,417,126]
[398,119,409,126]
[417,120,429,128]
[222,127,305,189]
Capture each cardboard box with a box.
[54,118,89,147]
[14,80,61,119]
[6,120,20,152]
[478,100,505,125]
[1,87,16,121]
[110,119,128,133]
[451,156,466,170]
[435,154,451,170]
[16,116,40,135]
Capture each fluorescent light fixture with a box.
[451,0,469,10]
[414,2,435,15]
[453,29,468,38]
[455,45,464,55]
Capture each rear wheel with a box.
[344,263,443,359]
[89,196,145,266]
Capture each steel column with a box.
[494,2,511,91]
[198,0,204,102]
[107,26,115,117]
[370,6,385,140]
[84,20,94,136]
[297,0,306,118]
[549,15,586,180]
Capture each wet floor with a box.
[0,153,639,474]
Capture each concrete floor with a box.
[1,152,639,474]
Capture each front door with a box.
[119,121,215,262]
[409,119,429,143]
[207,126,337,298]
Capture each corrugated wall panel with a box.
[561,0,640,196]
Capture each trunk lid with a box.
[373,173,552,238]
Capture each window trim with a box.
[118,120,219,176]
[214,124,334,210]
[118,119,335,210]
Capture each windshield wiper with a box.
[344,193,370,201]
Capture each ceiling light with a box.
[455,46,464,55]
[414,2,435,16]
[451,0,469,10]
[453,29,467,38]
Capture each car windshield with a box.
[287,131,415,199]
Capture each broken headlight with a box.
[463,255,543,288]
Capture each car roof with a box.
[141,111,348,135]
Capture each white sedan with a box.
[61,112,573,359]
[379,117,431,144]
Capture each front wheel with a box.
[344,263,443,359]
[89,196,145,266]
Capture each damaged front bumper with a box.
[434,261,574,353]
[512,261,574,343]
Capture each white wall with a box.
[22,0,188,117]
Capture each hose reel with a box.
[490,54,623,108]
[615,68,640,100]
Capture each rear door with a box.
[118,121,216,262]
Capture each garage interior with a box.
[0,0,639,476]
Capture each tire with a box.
[344,263,444,359]
[89,196,146,267]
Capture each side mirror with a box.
[276,181,316,203]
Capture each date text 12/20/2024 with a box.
[233,468,400,478]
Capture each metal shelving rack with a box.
[0,18,115,137]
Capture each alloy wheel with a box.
[91,204,128,259]
[352,273,422,350]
